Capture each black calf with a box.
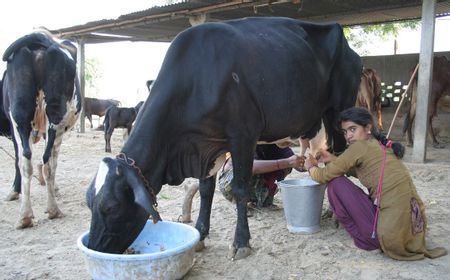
[104,101,144,152]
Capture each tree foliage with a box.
[84,58,102,97]
[359,20,419,38]
[344,20,420,55]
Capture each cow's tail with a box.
[2,32,53,62]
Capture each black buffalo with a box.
[103,101,144,153]
[86,17,362,259]
[2,31,82,228]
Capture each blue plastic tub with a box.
[77,220,200,280]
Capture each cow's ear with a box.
[86,180,96,210]
[124,167,162,222]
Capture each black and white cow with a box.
[2,31,82,229]
[103,101,144,153]
[0,74,11,137]
[86,17,362,259]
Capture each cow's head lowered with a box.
[86,157,161,253]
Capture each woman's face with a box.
[341,120,372,145]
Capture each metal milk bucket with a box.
[277,178,327,234]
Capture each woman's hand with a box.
[315,149,336,164]
[304,154,318,171]
[286,154,305,170]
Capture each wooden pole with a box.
[386,63,420,138]
[77,39,86,133]
[412,0,436,163]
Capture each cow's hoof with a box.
[433,143,446,149]
[176,215,192,224]
[228,245,252,260]
[5,191,19,201]
[195,240,206,252]
[15,217,33,229]
[47,208,64,219]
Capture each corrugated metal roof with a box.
[50,0,450,44]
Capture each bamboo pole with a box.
[386,63,420,138]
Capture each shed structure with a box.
[50,0,450,162]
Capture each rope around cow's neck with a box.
[116,152,158,208]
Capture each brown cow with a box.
[83,97,121,128]
[356,68,383,130]
[403,56,450,148]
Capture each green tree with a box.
[84,57,102,97]
[344,20,420,55]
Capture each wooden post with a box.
[412,0,436,163]
[77,38,86,133]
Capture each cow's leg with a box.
[427,103,445,148]
[195,176,216,251]
[5,134,21,201]
[12,130,34,229]
[406,104,416,147]
[429,116,444,148]
[377,107,383,131]
[42,133,64,219]
[228,142,254,260]
[36,163,45,186]
[105,128,113,153]
[123,125,132,142]
[179,181,200,223]
[87,115,93,128]
[17,154,34,229]
[377,112,383,131]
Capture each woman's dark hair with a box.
[339,107,405,158]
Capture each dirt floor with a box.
[0,108,449,280]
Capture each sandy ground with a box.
[0,109,449,280]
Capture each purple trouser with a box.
[327,176,380,251]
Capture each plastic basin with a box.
[77,220,200,280]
